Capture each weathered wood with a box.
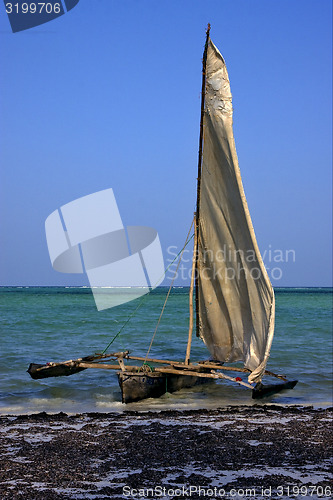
[118,371,166,403]
[117,357,126,371]
[27,355,297,403]
[118,354,288,381]
[79,360,253,388]
[27,362,86,380]
[28,351,288,389]
[118,370,211,404]
[156,367,254,389]
[119,354,185,365]
[116,354,284,379]
[197,362,287,381]
[77,362,125,370]
[118,361,255,403]
[252,380,298,399]
[185,215,197,365]
[261,369,287,381]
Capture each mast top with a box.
[206,23,211,36]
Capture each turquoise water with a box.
[0,287,332,414]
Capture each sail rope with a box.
[101,221,194,354]
[143,218,195,364]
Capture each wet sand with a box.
[0,406,332,499]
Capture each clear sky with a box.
[0,0,332,287]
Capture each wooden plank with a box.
[27,362,86,380]
[155,367,254,389]
[120,355,286,380]
[118,370,211,404]
[77,361,253,389]
[28,351,287,383]
[185,215,197,365]
[77,363,127,370]
[120,355,252,374]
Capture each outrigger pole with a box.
[28,351,297,398]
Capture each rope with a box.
[102,221,194,354]
[143,218,194,363]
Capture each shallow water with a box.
[0,287,332,414]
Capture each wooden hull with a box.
[118,370,211,404]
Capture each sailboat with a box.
[28,26,297,403]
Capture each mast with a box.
[195,24,210,338]
[185,24,211,365]
[185,215,197,364]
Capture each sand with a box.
[0,406,332,499]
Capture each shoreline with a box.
[1,406,332,499]
[1,400,333,417]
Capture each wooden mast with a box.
[185,215,197,364]
[185,24,211,364]
[195,24,210,339]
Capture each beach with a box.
[0,406,332,499]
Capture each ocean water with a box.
[0,287,332,415]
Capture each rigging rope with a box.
[143,218,195,363]
[102,220,195,354]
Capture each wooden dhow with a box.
[28,26,297,403]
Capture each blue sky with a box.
[0,0,332,287]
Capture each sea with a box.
[0,287,332,415]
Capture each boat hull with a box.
[118,370,211,404]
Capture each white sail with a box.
[197,40,275,383]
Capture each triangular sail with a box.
[196,38,275,383]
